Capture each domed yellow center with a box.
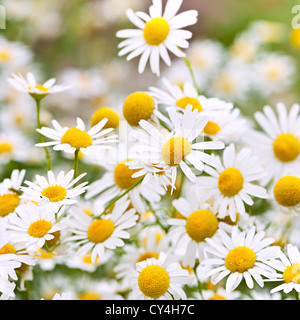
[162,137,192,166]
[123,92,155,126]
[0,51,11,62]
[208,294,228,300]
[114,160,142,189]
[283,263,300,284]
[218,168,244,197]
[273,175,300,207]
[138,265,170,299]
[61,127,93,150]
[290,28,300,49]
[225,246,256,273]
[204,121,221,136]
[28,219,53,238]
[136,251,160,263]
[90,107,120,129]
[273,133,300,162]
[78,292,101,300]
[0,142,13,155]
[0,243,16,255]
[0,193,20,217]
[87,219,115,243]
[176,97,203,112]
[185,210,219,242]
[143,17,170,46]
[28,85,49,93]
[41,186,67,203]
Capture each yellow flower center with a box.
[0,194,20,217]
[114,159,142,189]
[28,219,53,238]
[28,85,49,92]
[204,121,221,136]
[218,168,244,197]
[0,243,16,255]
[208,294,228,300]
[162,137,192,166]
[176,97,203,112]
[283,263,300,284]
[0,51,11,62]
[82,254,99,264]
[78,292,101,300]
[90,107,120,129]
[225,246,256,273]
[87,219,115,243]
[218,213,240,226]
[0,142,13,155]
[61,127,93,150]
[138,265,170,299]
[290,28,300,49]
[185,210,219,242]
[273,133,300,162]
[44,231,61,249]
[123,92,155,126]
[136,251,160,263]
[35,248,55,259]
[143,17,170,46]
[273,175,300,207]
[41,186,67,203]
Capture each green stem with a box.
[182,56,201,95]
[194,266,205,300]
[99,177,144,218]
[74,149,79,179]
[35,98,51,171]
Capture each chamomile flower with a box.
[0,169,25,219]
[85,160,166,215]
[264,244,300,294]
[116,0,198,76]
[196,143,269,222]
[6,202,67,251]
[129,105,225,190]
[128,252,191,300]
[20,170,88,211]
[7,72,70,99]
[0,253,21,297]
[64,198,139,263]
[167,197,224,268]
[35,117,118,155]
[244,103,300,183]
[201,226,277,292]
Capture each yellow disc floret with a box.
[225,246,256,273]
[290,28,300,49]
[176,97,203,112]
[78,292,101,300]
[136,251,160,263]
[273,175,300,207]
[185,210,219,242]
[114,159,141,189]
[138,265,170,298]
[90,107,120,129]
[273,133,300,162]
[61,127,93,150]
[0,243,16,255]
[41,186,67,203]
[162,137,192,166]
[28,220,53,238]
[143,17,170,46]
[87,219,115,243]
[208,294,228,300]
[204,121,221,136]
[0,193,20,217]
[123,92,155,126]
[283,263,300,284]
[0,142,13,155]
[218,168,244,197]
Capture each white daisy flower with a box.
[20,170,88,212]
[196,143,269,222]
[201,226,277,292]
[264,244,300,294]
[129,105,225,190]
[64,197,139,263]
[35,117,118,155]
[0,169,26,219]
[192,287,241,300]
[167,196,225,268]
[244,103,300,183]
[128,252,191,300]
[116,0,198,76]
[7,72,70,99]
[5,202,67,251]
[85,159,167,215]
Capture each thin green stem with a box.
[182,56,201,95]
[194,266,204,300]
[99,177,144,218]
[35,98,51,171]
[74,149,79,179]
